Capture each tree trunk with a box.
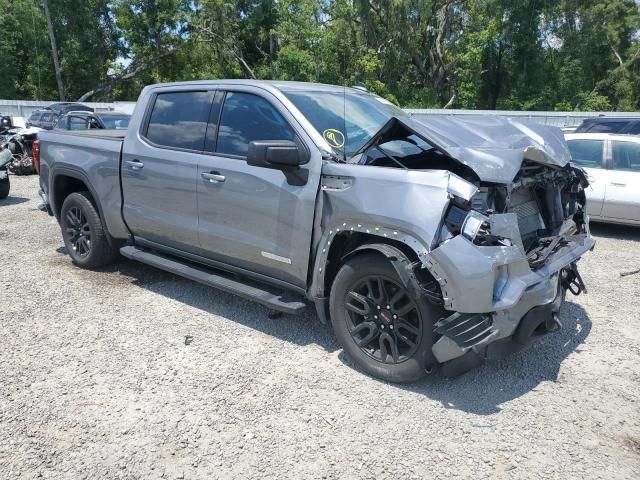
[43,0,65,101]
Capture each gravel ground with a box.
[1,174,639,480]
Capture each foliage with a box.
[1,0,639,111]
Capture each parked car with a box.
[38,81,594,382]
[26,109,57,130]
[26,103,94,130]
[566,133,640,225]
[55,111,131,131]
[574,116,640,135]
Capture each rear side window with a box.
[146,91,213,151]
[216,92,294,157]
[567,140,604,168]
[612,141,640,171]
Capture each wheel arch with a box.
[310,226,443,323]
[51,168,104,222]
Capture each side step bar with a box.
[120,246,307,314]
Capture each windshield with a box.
[282,89,407,158]
[99,115,130,130]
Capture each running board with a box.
[120,246,307,314]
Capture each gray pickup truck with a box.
[38,80,594,382]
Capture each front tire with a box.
[0,174,9,199]
[329,253,440,383]
[60,192,117,268]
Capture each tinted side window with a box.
[146,91,213,151]
[586,121,628,133]
[567,140,604,168]
[217,92,294,157]
[612,141,640,172]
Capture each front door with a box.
[196,89,321,288]
[121,89,215,252]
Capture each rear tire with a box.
[0,174,9,199]
[329,253,440,383]
[60,192,118,268]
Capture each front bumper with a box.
[424,218,594,370]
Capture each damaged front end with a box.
[429,160,593,376]
[347,115,595,376]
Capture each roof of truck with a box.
[146,79,365,94]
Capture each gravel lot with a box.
[1,174,639,479]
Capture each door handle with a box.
[125,160,144,170]
[201,172,225,183]
[610,182,627,187]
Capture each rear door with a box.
[196,87,322,288]
[601,138,640,222]
[566,137,607,217]
[121,89,215,252]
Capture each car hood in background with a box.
[361,115,572,184]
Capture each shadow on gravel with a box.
[590,222,640,241]
[0,196,29,206]
[397,300,592,415]
[107,258,340,353]
[94,255,591,413]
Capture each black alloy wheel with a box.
[64,206,92,257]
[329,252,440,383]
[344,275,422,364]
[59,192,118,268]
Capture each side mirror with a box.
[247,140,308,170]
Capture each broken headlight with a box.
[461,210,490,242]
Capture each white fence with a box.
[2,98,640,129]
[406,109,640,129]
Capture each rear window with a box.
[627,122,640,135]
[584,121,630,134]
[612,141,640,172]
[567,139,604,168]
[145,91,213,151]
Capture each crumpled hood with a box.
[388,115,571,183]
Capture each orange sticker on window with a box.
[323,129,345,148]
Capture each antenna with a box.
[343,82,347,162]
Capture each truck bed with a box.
[38,128,128,238]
